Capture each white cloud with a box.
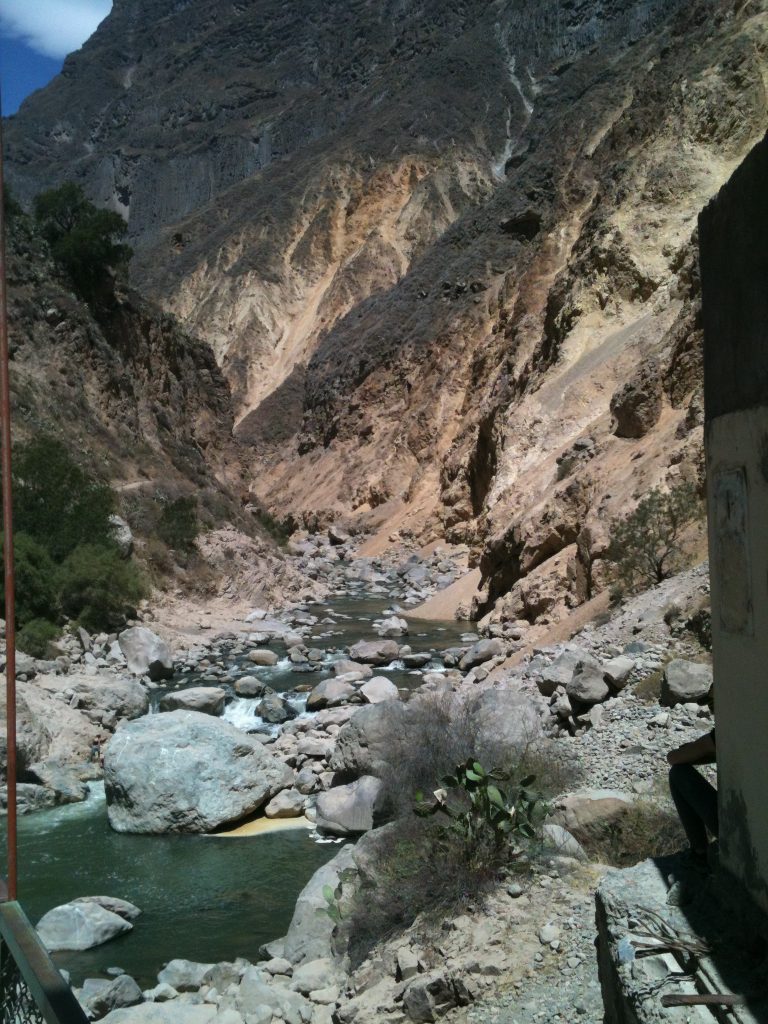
[0,1,112,60]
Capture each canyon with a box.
[4,0,768,622]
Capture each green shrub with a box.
[11,435,116,561]
[16,618,60,659]
[33,182,131,301]
[0,532,58,625]
[157,496,198,552]
[57,544,146,631]
[414,758,547,856]
[608,481,703,594]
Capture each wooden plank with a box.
[661,993,746,1008]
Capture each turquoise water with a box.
[6,592,471,987]
[6,788,337,988]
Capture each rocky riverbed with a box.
[0,533,716,1023]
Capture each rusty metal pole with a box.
[0,97,18,900]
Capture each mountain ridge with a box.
[5,0,767,624]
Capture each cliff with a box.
[5,0,768,621]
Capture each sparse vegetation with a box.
[609,481,703,596]
[580,799,685,867]
[345,693,570,965]
[157,496,199,552]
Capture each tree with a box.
[609,481,703,593]
[33,183,131,300]
[11,435,116,562]
[0,532,58,626]
[57,544,146,631]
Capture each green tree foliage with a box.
[609,481,703,593]
[157,496,199,552]
[33,182,131,300]
[0,435,146,639]
[57,544,146,632]
[12,435,115,562]
[16,618,60,659]
[0,532,58,625]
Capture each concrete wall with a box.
[699,131,768,913]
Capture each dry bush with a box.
[633,668,665,703]
[579,800,685,867]
[378,689,574,820]
[346,688,579,965]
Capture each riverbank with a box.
[0,536,714,1022]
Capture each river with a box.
[4,590,470,987]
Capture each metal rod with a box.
[0,92,18,900]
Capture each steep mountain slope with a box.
[6,0,768,623]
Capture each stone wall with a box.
[699,130,768,913]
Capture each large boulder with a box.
[257,692,297,724]
[70,896,141,921]
[661,660,713,706]
[233,676,268,697]
[247,649,279,667]
[465,688,540,758]
[403,970,469,1022]
[280,844,357,964]
[37,901,133,951]
[79,974,143,1019]
[264,789,305,818]
[347,639,400,665]
[549,789,635,842]
[333,660,373,679]
[108,515,134,558]
[375,616,408,638]
[35,673,150,724]
[118,627,174,681]
[359,677,400,704]
[306,678,356,711]
[459,638,504,671]
[537,647,598,697]
[566,660,610,706]
[157,960,214,992]
[100,1008,216,1024]
[328,702,407,779]
[314,776,384,836]
[159,687,226,716]
[104,710,293,833]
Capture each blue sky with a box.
[0,0,112,115]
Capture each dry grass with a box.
[580,799,685,867]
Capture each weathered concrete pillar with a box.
[699,130,768,913]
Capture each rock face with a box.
[4,0,767,632]
[329,702,407,779]
[118,628,174,681]
[104,710,293,833]
[609,358,663,438]
[314,776,384,836]
[280,844,357,965]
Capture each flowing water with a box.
[6,590,470,987]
